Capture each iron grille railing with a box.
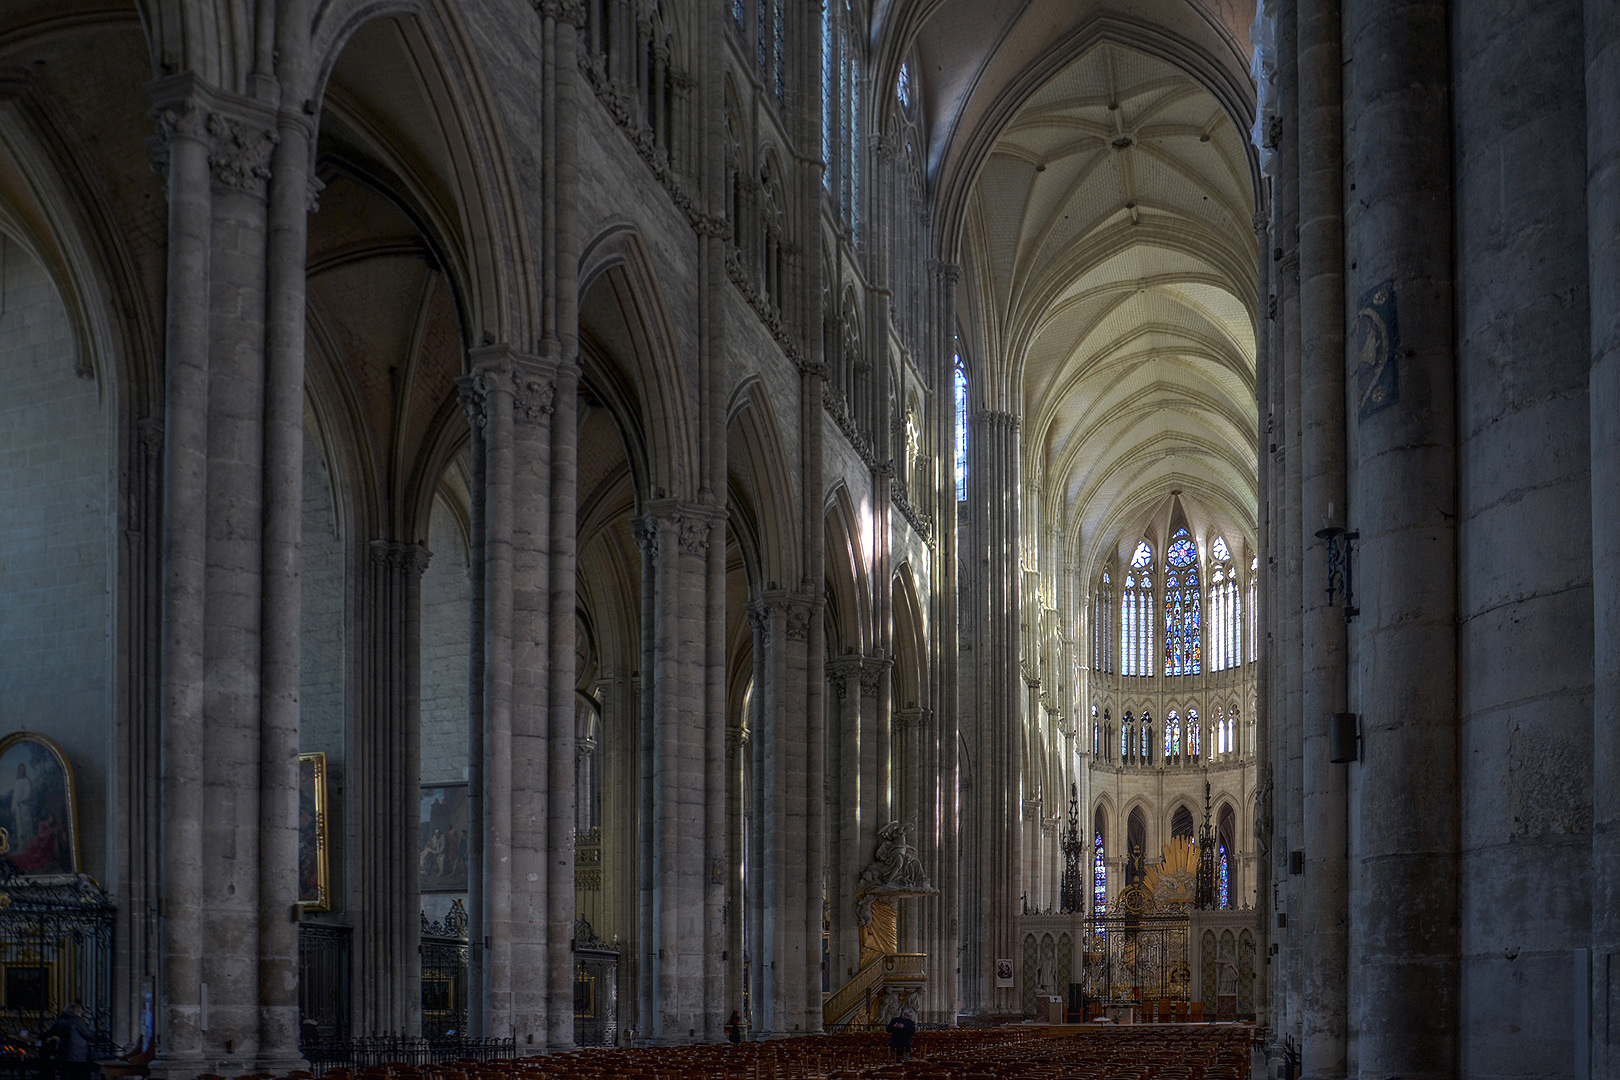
[0,862,115,1058]
[298,923,351,1043]
[301,1036,515,1074]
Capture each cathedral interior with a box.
[0,0,1615,1077]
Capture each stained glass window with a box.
[1166,710,1182,760]
[733,0,746,31]
[954,354,967,499]
[1218,845,1230,908]
[897,62,911,109]
[1091,705,1100,756]
[773,1,785,100]
[1121,541,1154,675]
[1188,708,1201,758]
[821,3,833,182]
[1164,527,1201,676]
[1140,710,1153,765]
[1121,713,1133,761]
[758,0,768,72]
[1094,570,1113,672]
[1093,833,1107,910]
[1208,536,1239,671]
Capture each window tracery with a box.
[1122,541,1154,675]
[1208,535,1240,671]
[1165,527,1200,676]
[1188,707,1200,759]
[953,352,968,500]
[1094,570,1114,673]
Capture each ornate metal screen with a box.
[420,902,471,1040]
[1074,881,1191,1016]
[572,918,617,1048]
[298,923,350,1043]
[0,865,114,1054]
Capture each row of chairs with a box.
[273,1024,1255,1080]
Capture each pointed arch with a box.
[891,561,929,712]
[728,376,801,590]
[823,482,872,655]
[578,223,697,500]
[310,4,536,350]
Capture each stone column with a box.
[746,591,815,1036]
[1340,3,1458,1077]
[932,262,961,1026]
[1455,2,1593,1072]
[1296,0,1348,1073]
[640,503,719,1042]
[120,416,165,1051]
[1588,2,1620,1074]
[459,348,559,1041]
[1269,0,1306,1047]
[147,77,217,1075]
[359,541,431,1035]
[256,99,315,1074]
[538,0,584,1048]
[725,723,748,1016]
[828,656,865,990]
[970,408,1022,1016]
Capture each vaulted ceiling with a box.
[932,10,1259,579]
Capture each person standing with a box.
[885,1008,917,1062]
[724,1010,742,1045]
[48,1003,93,1080]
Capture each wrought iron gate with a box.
[420,902,470,1040]
[0,865,114,1054]
[298,923,351,1043]
[571,918,617,1048]
[1077,894,1191,1016]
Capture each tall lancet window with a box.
[1094,570,1114,672]
[1093,808,1108,912]
[953,352,968,500]
[1121,712,1134,761]
[1091,704,1100,756]
[1187,708,1201,759]
[1139,709,1154,766]
[1121,541,1154,675]
[1165,709,1182,761]
[1248,555,1259,663]
[1208,536,1240,670]
[1164,527,1201,676]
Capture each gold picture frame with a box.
[298,752,330,911]
[0,730,82,876]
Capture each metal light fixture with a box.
[1314,526,1360,621]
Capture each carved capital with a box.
[677,517,712,555]
[369,539,431,577]
[149,83,280,199]
[514,373,556,423]
[535,0,587,25]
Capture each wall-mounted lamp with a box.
[1329,712,1360,764]
[1314,526,1360,621]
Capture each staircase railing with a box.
[822,953,927,1031]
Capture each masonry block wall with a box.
[0,239,111,877]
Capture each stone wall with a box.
[0,238,111,878]
[420,494,470,785]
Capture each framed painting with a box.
[419,784,469,892]
[298,753,330,911]
[0,731,80,876]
